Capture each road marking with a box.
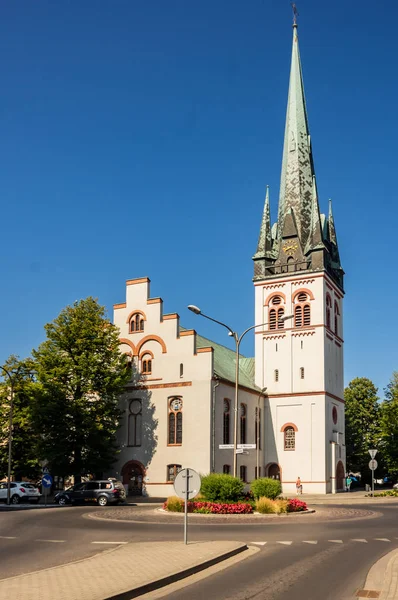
[0,536,16,539]
[277,541,293,545]
[351,539,368,543]
[302,541,317,544]
[35,539,66,543]
[91,541,128,545]
[374,538,390,542]
[251,542,267,546]
[328,540,343,543]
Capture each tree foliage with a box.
[0,356,39,480]
[380,372,398,475]
[31,297,130,481]
[344,377,381,478]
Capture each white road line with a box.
[0,536,16,539]
[328,540,343,543]
[302,541,317,544]
[277,541,293,545]
[351,539,367,543]
[251,542,267,546]
[35,539,66,543]
[91,541,128,545]
[374,538,391,542]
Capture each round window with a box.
[170,398,182,411]
[332,406,338,424]
[129,399,142,415]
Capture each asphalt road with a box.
[0,502,397,599]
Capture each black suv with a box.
[54,480,126,506]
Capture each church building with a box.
[109,21,346,496]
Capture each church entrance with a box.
[267,463,281,480]
[121,460,145,496]
[336,461,345,491]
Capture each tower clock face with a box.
[282,241,298,256]
[170,398,182,411]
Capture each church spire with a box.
[277,21,315,249]
[254,186,272,257]
[305,175,323,252]
[328,199,337,245]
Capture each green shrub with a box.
[256,497,278,514]
[200,473,244,502]
[251,478,282,500]
[164,496,184,512]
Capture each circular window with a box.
[271,296,282,305]
[332,406,338,424]
[170,398,182,411]
[129,399,142,415]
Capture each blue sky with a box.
[0,0,396,396]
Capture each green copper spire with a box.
[328,199,337,245]
[254,186,272,257]
[305,175,323,252]
[277,22,315,249]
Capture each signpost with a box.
[219,444,256,451]
[41,473,53,507]
[173,468,201,545]
[368,450,378,497]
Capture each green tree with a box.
[344,377,381,479]
[0,356,39,480]
[380,372,398,476]
[31,297,130,482]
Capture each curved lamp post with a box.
[188,305,293,477]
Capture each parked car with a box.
[0,482,42,504]
[54,479,126,506]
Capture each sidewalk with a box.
[358,548,398,599]
[284,489,398,504]
[0,540,247,600]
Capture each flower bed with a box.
[368,490,398,498]
[163,498,253,514]
[287,498,307,512]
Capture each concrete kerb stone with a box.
[358,548,398,599]
[0,541,248,600]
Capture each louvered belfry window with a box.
[269,296,285,330]
[294,292,311,328]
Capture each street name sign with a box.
[219,444,256,450]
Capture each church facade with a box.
[108,22,345,496]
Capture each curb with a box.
[103,543,248,600]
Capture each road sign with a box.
[368,449,378,459]
[41,474,53,489]
[42,466,49,474]
[219,444,256,450]
[236,449,244,454]
[174,469,201,500]
[369,459,378,471]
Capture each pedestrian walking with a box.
[346,476,352,492]
[296,477,302,495]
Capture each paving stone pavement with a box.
[0,540,247,600]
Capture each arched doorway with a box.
[121,460,145,496]
[267,463,281,480]
[336,461,345,491]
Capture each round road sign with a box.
[368,459,378,471]
[173,468,201,500]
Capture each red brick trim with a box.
[114,303,126,309]
[197,347,213,353]
[136,335,167,355]
[147,298,162,305]
[180,330,195,337]
[264,291,287,306]
[280,422,298,432]
[126,277,150,286]
[126,381,192,390]
[119,338,137,354]
[163,313,179,321]
[292,288,315,302]
[267,390,345,404]
[126,309,147,324]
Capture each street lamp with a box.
[188,305,293,477]
[256,387,267,479]
[0,366,16,506]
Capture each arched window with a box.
[168,397,183,445]
[294,292,311,327]
[284,426,295,451]
[269,296,285,330]
[141,353,152,375]
[128,399,142,447]
[334,302,340,336]
[223,399,230,445]
[326,295,332,329]
[240,403,247,445]
[130,313,144,333]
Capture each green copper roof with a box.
[195,333,258,392]
[254,186,272,258]
[278,24,316,249]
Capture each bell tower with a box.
[253,21,345,494]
